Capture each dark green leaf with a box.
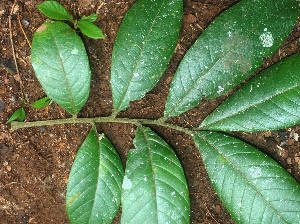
[111,0,183,112]
[200,52,300,132]
[37,1,73,22]
[80,14,99,23]
[121,126,189,223]
[193,131,300,224]
[66,129,124,223]
[164,0,299,118]
[32,97,50,108]
[6,108,25,124]
[77,20,104,39]
[31,21,91,115]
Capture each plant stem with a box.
[10,116,192,134]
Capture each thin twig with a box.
[18,13,31,48]
[9,0,25,102]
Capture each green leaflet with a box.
[31,21,91,115]
[80,14,99,23]
[37,1,73,22]
[121,126,189,223]
[6,108,25,123]
[200,52,300,132]
[164,0,299,118]
[66,129,124,223]
[77,20,104,39]
[193,131,300,224]
[111,0,183,112]
[32,97,50,108]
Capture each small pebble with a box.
[38,126,45,132]
[22,19,29,26]
[0,144,9,155]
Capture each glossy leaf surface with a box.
[66,129,124,223]
[121,126,189,223]
[164,0,299,118]
[77,20,104,39]
[193,131,300,224]
[31,21,91,115]
[200,52,300,132]
[37,1,73,22]
[111,0,182,112]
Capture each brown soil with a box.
[1,0,300,223]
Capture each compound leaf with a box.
[31,21,91,115]
[193,131,300,224]
[111,0,183,112]
[66,129,124,224]
[37,1,73,22]
[164,0,299,118]
[200,52,300,132]
[77,20,104,39]
[121,126,189,223]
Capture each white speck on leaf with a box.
[122,176,132,189]
[71,48,78,55]
[259,32,274,47]
[217,86,224,94]
[248,166,262,178]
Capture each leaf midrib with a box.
[196,132,288,223]
[142,128,159,222]
[116,0,167,112]
[50,28,76,115]
[165,1,291,118]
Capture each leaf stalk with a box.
[10,116,192,134]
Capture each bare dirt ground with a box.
[1,0,300,223]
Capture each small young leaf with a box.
[193,131,300,224]
[66,129,124,223]
[200,52,300,132]
[164,0,299,118]
[6,108,25,124]
[31,21,91,115]
[80,14,99,23]
[121,126,190,223]
[77,20,104,39]
[32,97,50,108]
[19,108,25,122]
[111,0,183,113]
[37,1,73,22]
